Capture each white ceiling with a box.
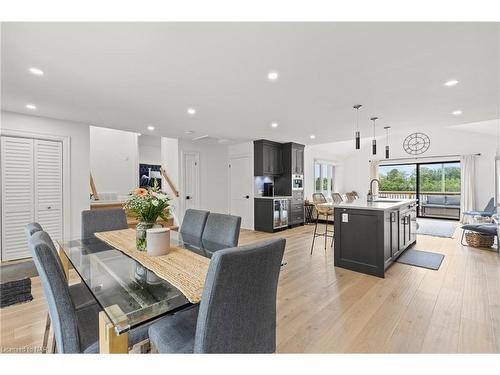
[1,22,499,144]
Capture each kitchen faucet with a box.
[367,178,380,202]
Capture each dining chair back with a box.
[201,213,242,248]
[180,209,210,238]
[25,222,43,238]
[81,208,128,239]
[331,193,343,204]
[194,238,286,353]
[29,233,81,353]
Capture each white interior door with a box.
[229,155,253,229]
[182,152,200,214]
[1,136,35,261]
[34,139,63,243]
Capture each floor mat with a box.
[0,260,38,283]
[417,218,457,238]
[396,249,444,270]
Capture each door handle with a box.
[186,196,191,200]
[245,195,250,199]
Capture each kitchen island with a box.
[333,198,417,278]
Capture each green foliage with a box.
[380,165,460,192]
[124,180,171,223]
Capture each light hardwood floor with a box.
[1,224,499,353]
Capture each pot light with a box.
[187,108,196,116]
[267,71,279,81]
[310,134,316,140]
[25,104,37,110]
[137,133,142,136]
[452,110,463,116]
[147,125,155,131]
[29,67,44,76]
[271,122,279,128]
[444,79,459,87]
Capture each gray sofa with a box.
[421,195,461,219]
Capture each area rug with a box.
[396,249,444,270]
[0,260,38,283]
[416,218,457,238]
[0,278,33,308]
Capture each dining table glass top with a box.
[59,231,226,335]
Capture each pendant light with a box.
[384,126,391,159]
[353,104,362,149]
[370,117,378,155]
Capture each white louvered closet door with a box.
[34,139,63,244]
[1,136,35,261]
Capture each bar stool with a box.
[310,193,334,254]
[331,193,343,204]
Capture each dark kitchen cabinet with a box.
[280,143,305,175]
[292,146,304,174]
[334,203,417,278]
[254,140,283,176]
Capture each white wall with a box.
[139,135,162,165]
[1,111,90,240]
[339,125,497,209]
[178,139,229,219]
[90,126,138,198]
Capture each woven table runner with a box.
[95,229,209,303]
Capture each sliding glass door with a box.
[379,161,461,220]
[418,161,461,220]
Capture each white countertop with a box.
[254,196,292,200]
[321,198,417,211]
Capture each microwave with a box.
[292,174,304,190]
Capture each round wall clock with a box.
[403,132,430,155]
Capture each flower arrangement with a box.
[124,180,170,250]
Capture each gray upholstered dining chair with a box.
[25,222,43,237]
[180,209,210,238]
[28,232,150,353]
[201,213,242,248]
[81,208,128,239]
[148,237,286,353]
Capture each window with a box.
[379,161,461,220]
[314,161,334,197]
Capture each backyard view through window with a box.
[314,162,334,197]
[379,161,461,220]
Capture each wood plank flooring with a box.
[1,224,499,353]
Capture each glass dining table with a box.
[56,230,227,353]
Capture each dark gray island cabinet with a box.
[333,199,417,278]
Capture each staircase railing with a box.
[160,167,180,197]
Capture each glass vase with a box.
[136,221,155,251]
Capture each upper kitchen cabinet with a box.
[282,143,305,175]
[254,140,283,176]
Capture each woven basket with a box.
[465,231,494,248]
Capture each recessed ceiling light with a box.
[452,110,463,116]
[25,104,37,110]
[29,67,44,76]
[267,71,279,81]
[444,79,459,87]
[310,134,316,140]
[147,125,155,131]
[271,122,279,128]
[185,130,194,134]
[137,133,142,136]
[187,108,196,115]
